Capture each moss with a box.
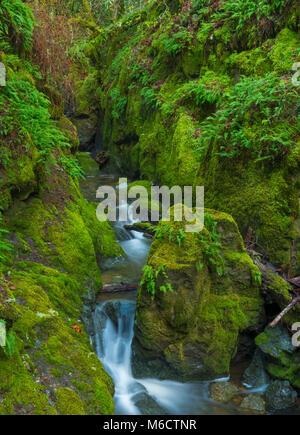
[255,325,300,389]
[56,116,80,153]
[55,388,87,415]
[268,29,300,75]
[87,0,300,276]
[134,209,263,380]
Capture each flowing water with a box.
[78,152,256,415]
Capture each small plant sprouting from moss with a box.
[0,319,16,358]
[196,213,225,277]
[152,224,187,247]
[140,264,174,301]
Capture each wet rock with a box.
[255,324,300,389]
[209,382,239,403]
[95,151,110,169]
[72,113,98,150]
[243,350,269,389]
[240,394,265,413]
[133,383,167,415]
[256,324,294,359]
[265,380,298,410]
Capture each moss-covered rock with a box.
[255,324,300,389]
[132,210,264,381]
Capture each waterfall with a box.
[93,299,222,415]
[94,300,141,415]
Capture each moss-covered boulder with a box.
[132,210,264,381]
[255,324,300,389]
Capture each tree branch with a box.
[269,296,300,328]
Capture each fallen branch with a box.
[269,296,300,328]
[101,283,138,293]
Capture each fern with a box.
[140,264,174,300]
[0,0,35,51]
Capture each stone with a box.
[243,349,269,388]
[255,324,300,389]
[132,209,264,381]
[265,380,298,410]
[72,113,98,150]
[240,394,265,413]
[209,382,239,403]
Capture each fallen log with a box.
[101,283,139,293]
[124,224,155,237]
[269,296,300,328]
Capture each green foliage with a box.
[213,0,286,32]
[58,156,85,179]
[0,215,12,264]
[195,74,299,162]
[0,320,16,357]
[152,224,187,247]
[157,28,192,56]
[141,264,174,301]
[110,87,127,119]
[196,213,225,276]
[140,85,161,110]
[0,0,35,51]
[0,79,70,160]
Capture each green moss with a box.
[55,388,87,415]
[268,29,300,75]
[255,325,300,389]
[134,209,263,380]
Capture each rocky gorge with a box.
[0,0,299,416]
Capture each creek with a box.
[79,152,243,415]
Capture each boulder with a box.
[72,113,98,150]
[255,324,300,388]
[209,382,239,403]
[240,394,265,413]
[132,209,264,381]
[265,380,298,410]
[242,349,269,389]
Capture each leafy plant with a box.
[140,264,174,300]
[58,156,85,179]
[0,319,16,357]
[110,87,128,119]
[195,74,299,162]
[0,0,35,51]
[196,213,225,277]
[0,78,70,160]
[0,215,12,264]
[152,224,186,247]
[213,0,285,32]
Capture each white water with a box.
[92,175,231,415]
[93,299,226,415]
